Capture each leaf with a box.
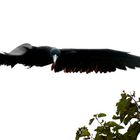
[89,118,94,125]
[112,115,120,120]
[75,126,90,140]
[106,121,118,127]
[113,125,124,132]
[98,113,106,118]
[124,116,131,125]
[94,126,104,132]
[80,127,90,137]
[94,114,97,117]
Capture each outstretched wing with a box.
[54,49,140,73]
[0,43,32,67]
[0,44,53,67]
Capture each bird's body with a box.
[0,43,140,73]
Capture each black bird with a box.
[0,43,140,73]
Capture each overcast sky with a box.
[0,0,140,140]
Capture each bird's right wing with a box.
[54,49,140,73]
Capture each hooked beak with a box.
[53,54,58,63]
[51,54,58,71]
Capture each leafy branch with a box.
[75,91,140,140]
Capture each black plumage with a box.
[0,43,140,74]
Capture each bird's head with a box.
[50,47,61,71]
[50,47,61,63]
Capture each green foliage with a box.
[75,91,140,140]
[75,126,90,140]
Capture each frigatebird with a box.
[0,43,140,73]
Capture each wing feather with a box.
[54,49,140,73]
[0,44,53,67]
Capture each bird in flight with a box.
[0,43,140,74]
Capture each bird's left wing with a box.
[0,44,53,67]
[0,43,33,67]
[54,49,140,73]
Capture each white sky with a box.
[0,0,140,140]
